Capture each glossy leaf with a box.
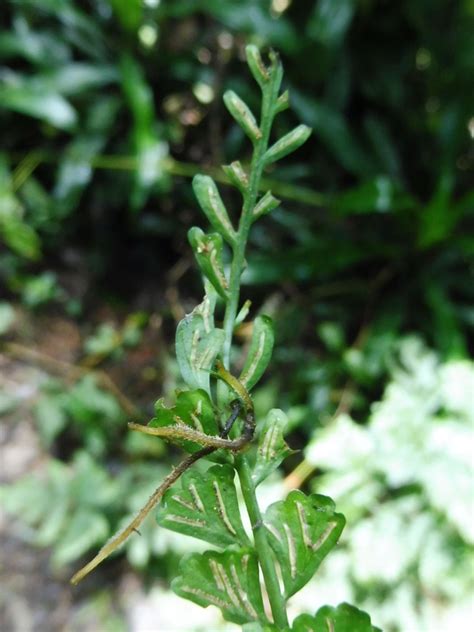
[292,602,381,632]
[172,549,265,625]
[157,464,251,548]
[188,227,228,299]
[264,491,345,597]
[193,175,236,246]
[239,315,274,390]
[252,409,294,486]
[149,389,219,454]
[176,293,225,394]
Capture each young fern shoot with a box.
[71,45,379,632]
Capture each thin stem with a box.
[219,60,289,629]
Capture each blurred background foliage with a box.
[0,0,473,630]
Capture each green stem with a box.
[238,457,289,629]
[219,62,289,629]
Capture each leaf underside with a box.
[172,548,266,625]
[264,491,345,598]
[175,294,224,394]
[252,409,294,486]
[157,464,251,548]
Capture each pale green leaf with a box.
[252,409,294,486]
[192,175,236,246]
[34,394,67,446]
[53,509,109,567]
[223,90,262,144]
[0,302,15,335]
[239,315,274,391]
[176,294,225,394]
[263,125,312,166]
[188,227,228,299]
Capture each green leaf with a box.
[193,175,236,246]
[0,214,41,260]
[245,45,269,88]
[333,177,415,215]
[252,191,281,221]
[121,54,169,210]
[157,464,251,547]
[252,409,294,486]
[53,509,109,567]
[222,161,249,195]
[263,125,312,166]
[292,602,381,632]
[34,394,67,447]
[188,227,229,299]
[20,272,59,307]
[176,293,225,394]
[172,549,266,625]
[0,302,15,335]
[223,90,262,144]
[0,79,77,130]
[264,491,345,598]
[290,92,374,177]
[239,315,274,390]
[307,0,355,48]
[149,388,219,454]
